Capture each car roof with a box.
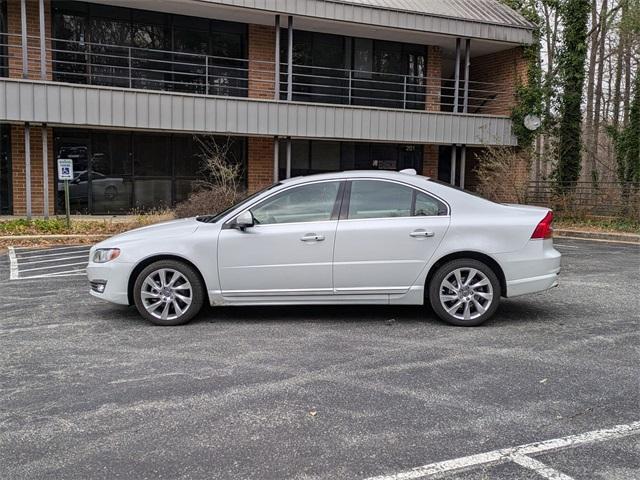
[280,170,430,185]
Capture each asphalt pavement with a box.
[0,239,638,480]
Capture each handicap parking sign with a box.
[57,159,74,181]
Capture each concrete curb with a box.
[555,229,640,245]
[0,234,110,241]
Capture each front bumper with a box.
[86,260,133,305]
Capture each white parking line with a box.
[510,454,574,480]
[18,261,87,273]
[7,245,91,280]
[8,247,19,280]
[17,254,89,266]
[364,421,640,480]
[14,248,91,260]
[13,245,91,252]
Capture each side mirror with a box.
[234,210,255,230]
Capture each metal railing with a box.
[0,33,516,115]
[527,181,640,217]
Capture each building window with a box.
[279,140,422,179]
[51,1,248,95]
[0,125,11,214]
[54,130,246,215]
[282,30,426,109]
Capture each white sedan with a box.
[87,170,560,327]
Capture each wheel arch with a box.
[425,251,507,301]
[127,254,208,306]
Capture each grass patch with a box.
[555,215,640,234]
[0,210,175,237]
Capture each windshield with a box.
[195,183,281,224]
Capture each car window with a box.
[348,180,447,219]
[251,181,341,225]
[348,180,413,219]
[414,191,448,216]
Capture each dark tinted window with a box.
[348,180,447,219]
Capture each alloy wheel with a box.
[140,268,193,321]
[439,267,494,322]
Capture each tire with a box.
[429,259,501,327]
[133,260,205,326]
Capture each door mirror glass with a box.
[235,210,255,229]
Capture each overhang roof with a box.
[332,0,535,29]
[197,0,536,44]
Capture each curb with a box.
[0,234,110,240]
[555,229,640,245]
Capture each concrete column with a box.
[273,137,279,182]
[274,15,280,100]
[463,39,470,114]
[42,125,49,218]
[39,0,46,80]
[450,145,457,186]
[286,138,292,178]
[287,16,293,101]
[24,124,32,219]
[453,38,461,113]
[460,145,466,189]
[20,0,28,79]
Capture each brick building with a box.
[0,0,533,216]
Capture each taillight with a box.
[531,211,554,239]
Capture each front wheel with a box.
[429,259,501,326]
[133,260,205,326]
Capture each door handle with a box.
[410,230,435,238]
[301,234,325,242]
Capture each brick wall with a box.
[468,47,528,116]
[423,144,439,178]
[248,24,276,99]
[425,46,442,112]
[11,125,55,216]
[247,137,274,192]
[6,0,52,80]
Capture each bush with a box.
[175,187,245,219]
[474,146,532,204]
[175,135,247,218]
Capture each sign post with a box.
[57,159,73,228]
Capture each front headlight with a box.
[93,248,121,263]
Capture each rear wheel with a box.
[429,259,501,326]
[133,260,205,326]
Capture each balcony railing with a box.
[0,34,516,116]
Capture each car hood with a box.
[95,218,200,247]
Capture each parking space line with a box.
[364,421,640,480]
[8,247,19,280]
[14,248,91,260]
[13,245,91,252]
[20,272,86,280]
[17,254,89,266]
[18,261,87,273]
[510,454,574,480]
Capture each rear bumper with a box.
[494,239,561,298]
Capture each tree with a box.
[555,0,590,191]
[610,69,640,187]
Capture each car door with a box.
[217,180,344,297]
[333,179,450,295]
